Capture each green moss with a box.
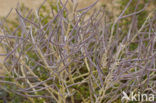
[129,43,138,51]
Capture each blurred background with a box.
[0,0,119,18]
[0,0,45,17]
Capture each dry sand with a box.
[0,0,45,17]
[0,0,118,18]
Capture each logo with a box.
[121,91,155,102]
